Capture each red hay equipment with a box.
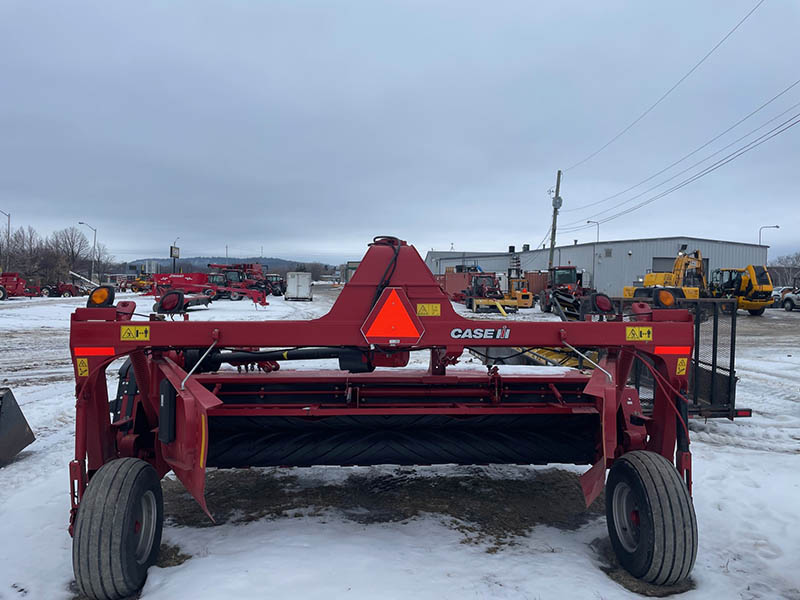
[69,237,702,599]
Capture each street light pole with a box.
[587,221,599,289]
[758,225,779,246]
[0,209,9,273]
[78,221,97,283]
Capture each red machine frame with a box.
[68,238,695,528]
[150,272,267,305]
[0,272,42,298]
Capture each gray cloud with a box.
[0,0,797,263]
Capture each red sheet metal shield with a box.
[361,287,424,346]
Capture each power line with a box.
[557,111,800,233]
[564,0,767,172]
[562,76,800,213]
[559,101,800,228]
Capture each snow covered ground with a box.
[0,288,798,599]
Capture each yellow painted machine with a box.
[624,249,707,300]
[709,265,773,316]
[505,277,535,308]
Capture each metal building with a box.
[424,236,768,296]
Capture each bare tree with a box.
[94,242,115,282]
[50,226,91,272]
[769,252,800,286]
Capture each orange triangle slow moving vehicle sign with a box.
[362,288,423,345]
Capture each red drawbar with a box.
[365,289,421,338]
[74,347,115,357]
[654,346,691,355]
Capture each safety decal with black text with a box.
[416,303,441,317]
[120,325,150,341]
[76,358,89,377]
[625,326,653,342]
[676,357,688,375]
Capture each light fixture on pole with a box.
[0,209,9,272]
[78,221,97,283]
[758,225,779,246]
[171,236,180,273]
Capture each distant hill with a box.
[128,256,309,270]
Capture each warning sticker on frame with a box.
[676,357,688,375]
[120,325,150,341]
[625,326,653,342]
[76,358,89,377]
[416,303,441,317]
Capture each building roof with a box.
[426,235,767,262]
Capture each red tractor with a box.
[207,263,284,296]
[538,265,593,318]
[0,272,42,300]
[151,272,267,305]
[41,282,85,297]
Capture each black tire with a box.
[230,291,244,301]
[0,285,6,301]
[747,307,765,316]
[606,451,697,586]
[73,458,164,600]
[62,290,73,298]
[784,299,795,312]
[203,288,216,299]
[41,287,52,297]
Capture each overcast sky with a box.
[0,1,797,264]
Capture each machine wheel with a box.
[606,451,697,586]
[230,291,244,301]
[0,285,7,301]
[203,288,217,299]
[747,307,765,316]
[73,458,163,600]
[41,287,52,297]
[62,290,73,298]
[784,299,795,312]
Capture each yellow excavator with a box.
[623,249,707,300]
[708,265,774,316]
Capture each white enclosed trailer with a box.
[285,271,313,301]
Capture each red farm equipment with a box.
[41,282,85,298]
[68,236,720,598]
[151,272,267,305]
[539,265,594,319]
[0,272,42,300]
[207,263,283,296]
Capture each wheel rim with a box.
[612,481,641,553]
[134,490,158,564]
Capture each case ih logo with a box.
[450,327,510,340]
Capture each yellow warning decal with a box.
[676,357,688,376]
[120,325,150,341]
[625,326,653,342]
[416,303,441,317]
[76,358,89,377]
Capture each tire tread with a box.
[609,450,697,586]
[73,458,162,600]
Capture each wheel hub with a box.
[612,481,641,553]
[134,490,158,564]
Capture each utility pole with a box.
[547,170,562,270]
[0,209,9,273]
